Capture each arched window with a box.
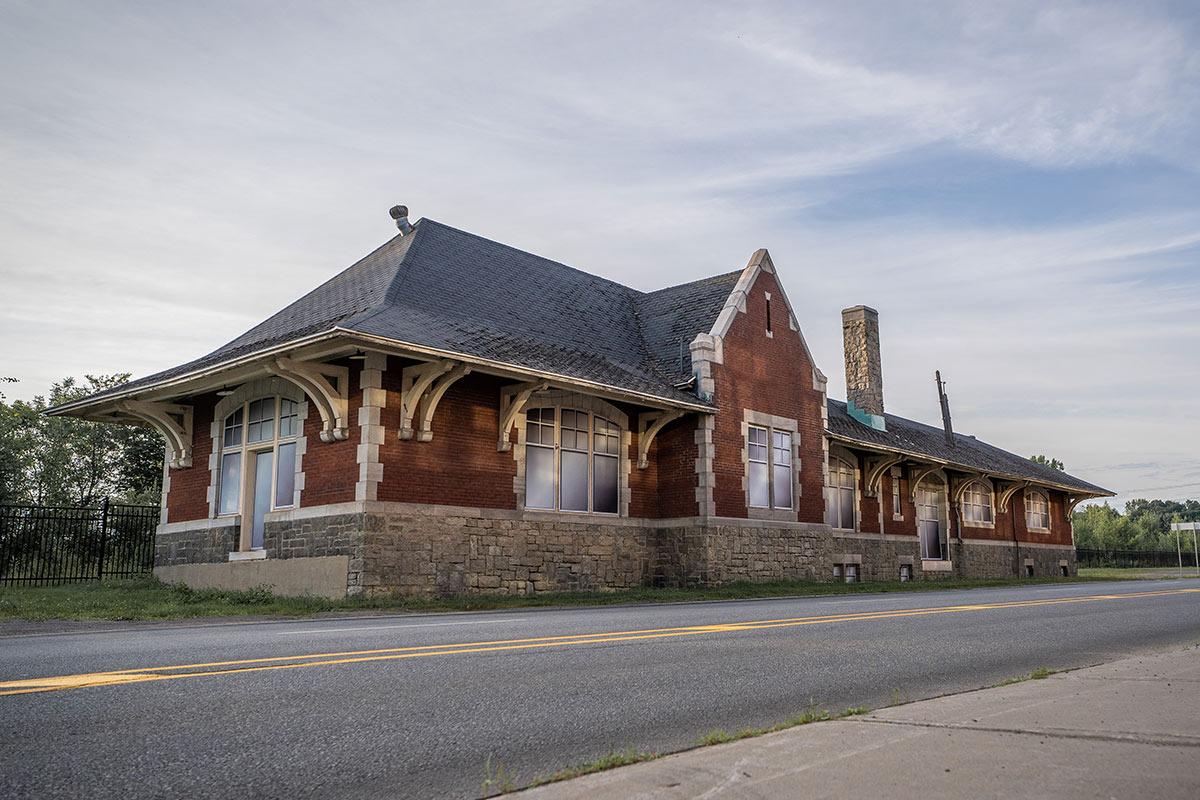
[1025,489,1050,531]
[960,481,994,525]
[824,455,856,530]
[217,396,302,548]
[525,407,620,514]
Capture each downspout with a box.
[1012,496,1021,577]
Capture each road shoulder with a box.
[513,645,1200,799]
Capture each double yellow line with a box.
[2,587,1196,697]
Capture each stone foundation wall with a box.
[154,504,1076,597]
[155,521,239,567]
[831,534,921,582]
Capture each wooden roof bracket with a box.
[268,357,350,442]
[414,363,472,441]
[908,463,944,503]
[120,400,193,469]
[996,480,1030,513]
[637,409,685,469]
[399,359,454,440]
[950,472,988,505]
[863,454,903,498]
[498,380,549,451]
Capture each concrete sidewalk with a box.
[514,646,1200,799]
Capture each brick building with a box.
[50,207,1112,597]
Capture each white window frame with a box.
[741,410,799,521]
[959,480,995,527]
[522,405,621,516]
[746,423,794,511]
[890,466,903,521]
[216,396,303,538]
[825,453,857,531]
[1025,489,1051,532]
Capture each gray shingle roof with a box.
[65,219,739,409]
[826,399,1111,495]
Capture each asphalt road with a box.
[3,578,1199,799]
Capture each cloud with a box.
[0,0,1197,502]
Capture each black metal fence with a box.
[0,501,159,586]
[1075,547,1200,569]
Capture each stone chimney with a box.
[842,305,886,431]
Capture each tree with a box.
[1029,454,1064,471]
[0,374,163,507]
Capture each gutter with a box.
[47,327,716,417]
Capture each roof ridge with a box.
[414,218,642,298]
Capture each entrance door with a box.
[917,484,943,560]
[248,450,274,549]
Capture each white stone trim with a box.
[509,389,631,517]
[962,538,1074,551]
[702,248,826,388]
[228,549,267,562]
[355,351,387,501]
[157,516,240,536]
[695,415,716,517]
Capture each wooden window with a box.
[524,406,620,515]
[825,455,857,529]
[216,397,302,529]
[960,481,994,525]
[1025,490,1050,531]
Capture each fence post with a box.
[96,497,110,580]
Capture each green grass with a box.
[528,749,660,788]
[696,705,870,747]
[994,666,1057,687]
[1078,566,1200,580]
[0,572,1126,622]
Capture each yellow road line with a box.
[2,587,1196,697]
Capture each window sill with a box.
[1028,526,1051,534]
[748,507,797,522]
[228,549,268,562]
[961,521,995,530]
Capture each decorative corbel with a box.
[498,380,549,451]
[1066,496,1091,517]
[996,480,1029,513]
[120,400,193,468]
[950,473,987,506]
[908,463,943,503]
[863,455,903,498]
[267,357,350,442]
[399,360,454,440]
[636,409,685,469]
[414,364,472,441]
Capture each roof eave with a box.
[333,328,715,413]
[826,431,1115,498]
[45,329,348,417]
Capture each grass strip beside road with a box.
[0,569,1177,622]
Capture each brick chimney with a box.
[842,305,886,431]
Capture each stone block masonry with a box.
[154,503,1075,597]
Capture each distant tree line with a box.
[1072,499,1200,553]
[0,375,163,508]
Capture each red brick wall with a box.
[299,360,361,508]
[858,467,882,534]
[881,472,917,537]
[165,393,216,523]
[710,269,826,522]
[376,360,517,509]
[652,417,700,518]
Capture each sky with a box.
[1,1,1198,508]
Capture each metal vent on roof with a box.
[389,205,413,236]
